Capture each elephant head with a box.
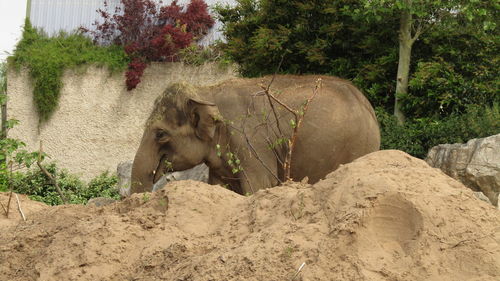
[130,83,221,194]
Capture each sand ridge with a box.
[1,150,499,280]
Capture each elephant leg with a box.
[237,156,279,195]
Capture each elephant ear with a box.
[187,98,221,141]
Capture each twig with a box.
[6,190,13,218]
[15,193,26,221]
[242,130,282,184]
[228,120,282,184]
[0,200,7,214]
[260,85,297,115]
[6,162,13,218]
[37,141,67,204]
[283,79,322,180]
[262,54,286,138]
[290,262,306,281]
[240,170,255,195]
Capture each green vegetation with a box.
[216,0,499,157]
[1,64,41,193]
[179,43,233,69]
[378,103,500,158]
[0,98,119,205]
[8,19,129,122]
[11,164,119,206]
[0,62,6,99]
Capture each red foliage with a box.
[126,58,147,90]
[160,0,214,39]
[86,0,214,90]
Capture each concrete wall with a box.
[7,62,236,180]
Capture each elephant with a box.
[131,75,380,195]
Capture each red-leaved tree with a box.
[84,0,214,90]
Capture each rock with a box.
[425,134,500,206]
[117,161,133,197]
[87,197,117,207]
[152,164,209,192]
[117,161,210,196]
[473,192,492,205]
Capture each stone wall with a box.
[7,62,236,180]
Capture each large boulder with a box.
[117,161,209,196]
[425,134,500,206]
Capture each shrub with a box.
[403,29,500,119]
[84,171,119,200]
[86,0,214,90]
[11,163,120,205]
[378,103,500,158]
[179,42,232,68]
[0,75,40,192]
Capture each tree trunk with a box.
[394,1,414,124]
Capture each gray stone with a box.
[117,160,133,197]
[425,134,500,206]
[473,192,492,205]
[152,164,209,192]
[87,197,117,207]
[117,161,210,196]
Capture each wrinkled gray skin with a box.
[131,75,380,195]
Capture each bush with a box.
[216,0,396,76]
[378,103,500,158]
[179,42,232,68]
[11,163,120,205]
[403,29,500,119]
[87,0,214,90]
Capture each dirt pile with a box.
[1,150,499,281]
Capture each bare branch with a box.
[284,79,322,180]
[260,85,298,117]
[232,120,282,184]
[6,162,13,218]
[240,170,255,194]
[0,200,7,214]
[37,141,67,204]
[264,137,285,167]
[411,19,424,43]
[15,193,26,221]
[6,190,12,218]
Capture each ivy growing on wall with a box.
[8,19,129,122]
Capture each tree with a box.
[357,0,498,123]
[215,0,398,77]
[405,26,499,118]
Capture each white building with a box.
[27,0,235,45]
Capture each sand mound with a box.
[1,150,499,281]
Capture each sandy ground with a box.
[0,150,499,281]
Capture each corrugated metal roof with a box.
[28,0,235,44]
[29,0,121,35]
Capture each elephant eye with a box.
[155,130,170,143]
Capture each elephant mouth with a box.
[152,154,167,184]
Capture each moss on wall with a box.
[8,19,129,122]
